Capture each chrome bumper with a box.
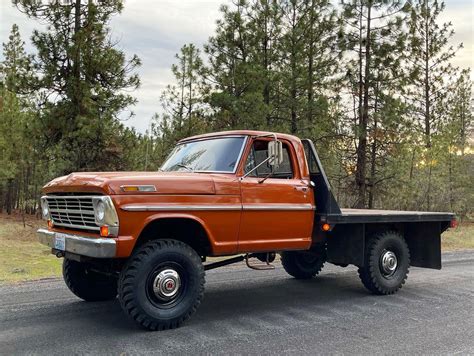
[37,228,116,258]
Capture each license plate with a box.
[54,234,66,251]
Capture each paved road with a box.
[1,250,473,355]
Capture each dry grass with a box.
[0,214,61,283]
[0,213,471,283]
[441,223,474,251]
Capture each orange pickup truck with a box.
[38,130,455,330]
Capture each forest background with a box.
[0,0,472,219]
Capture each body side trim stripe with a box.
[243,204,314,211]
[121,204,314,212]
[121,205,242,211]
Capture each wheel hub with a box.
[380,250,398,276]
[152,269,181,302]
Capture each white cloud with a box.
[108,0,226,132]
[440,1,474,76]
[1,0,472,133]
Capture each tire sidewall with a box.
[295,250,325,275]
[370,234,410,290]
[281,248,326,279]
[125,243,203,323]
[63,258,117,301]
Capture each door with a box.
[238,138,314,252]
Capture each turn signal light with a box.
[450,219,458,228]
[322,223,331,232]
[100,225,109,237]
[122,186,139,191]
[47,219,54,229]
[121,185,156,192]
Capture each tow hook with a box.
[55,250,65,258]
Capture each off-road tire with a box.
[281,248,326,279]
[63,258,117,302]
[118,239,205,331]
[358,231,410,295]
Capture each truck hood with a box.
[43,172,217,195]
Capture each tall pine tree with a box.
[14,0,141,171]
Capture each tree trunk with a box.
[262,1,271,126]
[290,5,298,134]
[368,83,379,209]
[355,2,372,208]
[5,178,14,215]
[307,1,315,123]
[423,0,431,148]
[448,150,454,211]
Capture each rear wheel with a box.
[281,247,326,279]
[63,258,117,302]
[358,231,410,295]
[118,239,205,331]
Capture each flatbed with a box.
[325,209,455,224]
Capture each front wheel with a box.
[118,239,205,331]
[63,258,117,302]
[358,231,410,295]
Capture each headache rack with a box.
[45,194,102,232]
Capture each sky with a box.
[1,0,473,133]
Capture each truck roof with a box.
[180,130,310,179]
[179,130,302,145]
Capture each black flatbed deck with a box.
[324,209,455,224]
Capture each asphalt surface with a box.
[1,250,473,355]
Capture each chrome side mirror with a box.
[268,139,283,168]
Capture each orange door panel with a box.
[238,177,314,252]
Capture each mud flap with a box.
[405,222,442,270]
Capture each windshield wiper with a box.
[176,163,194,172]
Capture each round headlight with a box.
[41,199,49,218]
[96,200,106,223]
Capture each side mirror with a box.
[268,140,283,168]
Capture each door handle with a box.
[294,186,308,193]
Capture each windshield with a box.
[160,136,246,173]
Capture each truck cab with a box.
[37,130,455,331]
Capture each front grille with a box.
[46,195,101,231]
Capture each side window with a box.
[244,140,294,179]
[303,140,320,174]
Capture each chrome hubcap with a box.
[380,250,398,276]
[152,269,181,302]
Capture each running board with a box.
[204,253,275,271]
[245,254,275,270]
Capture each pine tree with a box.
[340,0,407,208]
[404,0,462,209]
[405,0,461,148]
[247,0,282,126]
[0,24,35,94]
[301,0,339,129]
[205,1,268,129]
[447,69,472,156]
[14,0,141,172]
[160,44,208,138]
[443,69,473,215]
[277,0,307,133]
[0,24,38,213]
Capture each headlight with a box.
[40,198,49,220]
[95,200,106,223]
[92,197,119,236]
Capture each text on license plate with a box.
[54,234,66,251]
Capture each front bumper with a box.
[37,228,116,258]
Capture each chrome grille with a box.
[46,195,100,231]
